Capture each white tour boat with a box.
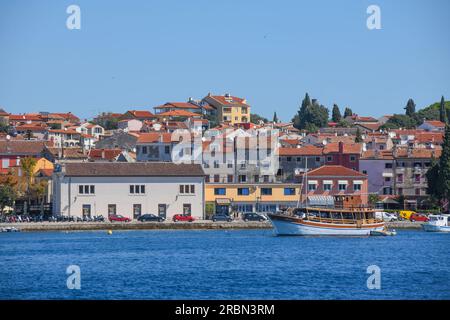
[422,214,450,233]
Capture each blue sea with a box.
[0,229,449,299]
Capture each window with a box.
[362,170,367,174]
[350,155,356,162]
[263,175,269,182]
[384,177,391,182]
[227,175,233,183]
[214,175,220,182]
[308,184,316,191]
[79,185,95,195]
[183,204,192,215]
[130,185,145,194]
[323,183,332,191]
[261,188,272,195]
[397,174,404,183]
[338,183,347,191]
[205,176,210,183]
[284,188,295,196]
[241,107,248,114]
[353,184,362,191]
[327,155,333,162]
[415,188,421,196]
[142,146,148,154]
[214,161,219,168]
[165,146,170,154]
[315,157,321,162]
[415,174,421,183]
[254,175,259,182]
[239,175,247,183]
[214,188,226,195]
[398,188,403,195]
[2,159,9,169]
[287,157,292,162]
[227,162,233,168]
[385,163,393,169]
[237,204,253,212]
[180,184,195,194]
[238,188,250,196]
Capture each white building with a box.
[52,162,205,220]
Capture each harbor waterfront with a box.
[0,229,449,300]
[0,220,423,232]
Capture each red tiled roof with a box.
[136,132,173,143]
[154,102,201,110]
[278,146,323,156]
[125,110,155,118]
[157,110,200,117]
[323,142,362,154]
[423,120,445,127]
[88,149,122,160]
[306,165,367,177]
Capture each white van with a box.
[375,211,398,222]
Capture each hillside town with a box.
[1,92,450,222]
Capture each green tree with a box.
[427,125,450,212]
[0,185,16,215]
[293,94,329,131]
[380,114,416,130]
[404,98,416,117]
[343,107,353,118]
[355,127,363,143]
[250,113,268,124]
[20,157,37,215]
[273,112,278,123]
[331,104,342,122]
[440,96,447,124]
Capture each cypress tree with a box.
[332,104,342,122]
[440,96,447,123]
[404,98,416,117]
[273,112,278,123]
[439,125,450,208]
[344,107,353,118]
[355,127,363,143]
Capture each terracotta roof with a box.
[88,149,122,160]
[9,114,44,121]
[157,110,200,118]
[136,132,173,143]
[0,140,46,155]
[64,162,205,177]
[394,147,442,159]
[415,132,444,144]
[36,168,54,177]
[45,147,88,159]
[356,122,382,131]
[48,129,80,135]
[125,110,155,118]
[423,120,445,127]
[361,150,394,160]
[154,102,201,110]
[305,165,367,177]
[323,142,362,154]
[278,146,323,156]
[15,124,48,131]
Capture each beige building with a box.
[52,162,205,220]
[202,93,251,125]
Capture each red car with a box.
[108,214,131,222]
[410,213,429,222]
[172,214,195,222]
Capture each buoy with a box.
[107,230,113,235]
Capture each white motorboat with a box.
[422,215,450,233]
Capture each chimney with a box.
[338,141,344,154]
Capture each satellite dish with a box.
[322,139,328,145]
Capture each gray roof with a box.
[64,162,205,177]
[0,140,46,156]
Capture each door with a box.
[133,204,142,219]
[108,204,116,216]
[183,204,192,216]
[158,204,167,219]
[82,204,91,218]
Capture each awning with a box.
[215,198,231,205]
[338,180,348,184]
[353,180,363,185]
[307,195,335,207]
[308,180,318,185]
[323,180,333,185]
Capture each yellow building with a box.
[202,93,251,125]
[205,183,301,216]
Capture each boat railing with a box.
[305,216,381,225]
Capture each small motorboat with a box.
[0,227,20,233]
[422,215,450,232]
[370,228,396,236]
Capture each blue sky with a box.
[0,0,449,121]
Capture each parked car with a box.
[108,214,131,222]
[138,214,165,222]
[172,214,195,222]
[375,211,398,222]
[410,213,429,222]
[211,214,233,222]
[242,212,267,222]
[399,210,416,221]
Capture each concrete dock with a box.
[0,220,423,232]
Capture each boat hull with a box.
[268,214,385,236]
[422,224,450,233]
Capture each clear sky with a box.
[1,0,449,121]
